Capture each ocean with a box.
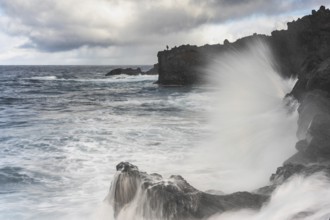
[0,65,210,219]
[2,45,326,220]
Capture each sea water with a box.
[2,42,328,220]
[0,65,211,219]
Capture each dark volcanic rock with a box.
[157,6,330,85]
[107,162,268,220]
[157,36,267,85]
[270,163,330,185]
[257,163,330,195]
[285,111,330,165]
[106,66,158,76]
[284,95,330,165]
[270,6,330,78]
[157,45,206,85]
[284,13,330,164]
[290,58,330,101]
[145,63,159,75]
[105,64,158,76]
[106,67,142,76]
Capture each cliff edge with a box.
[157,6,330,85]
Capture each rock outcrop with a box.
[256,163,330,195]
[105,66,158,76]
[285,45,330,166]
[106,67,142,76]
[157,6,330,85]
[145,63,159,75]
[106,162,268,220]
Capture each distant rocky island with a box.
[105,64,158,76]
[106,6,330,219]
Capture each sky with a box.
[0,0,329,65]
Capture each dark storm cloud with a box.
[0,0,326,52]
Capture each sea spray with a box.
[208,173,330,220]
[102,41,302,219]
[184,40,299,193]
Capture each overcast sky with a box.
[0,0,329,65]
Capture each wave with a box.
[27,76,58,80]
[98,40,304,219]
[22,74,157,83]
[0,166,34,185]
[209,173,330,220]
[183,40,298,193]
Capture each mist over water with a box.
[183,41,298,193]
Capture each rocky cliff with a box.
[157,6,330,85]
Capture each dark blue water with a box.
[0,66,210,219]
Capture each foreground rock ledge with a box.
[106,162,268,220]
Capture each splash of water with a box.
[97,41,330,220]
[208,173,330,220]
[184,40,298,193]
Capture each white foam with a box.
[209,173,330,220]
[28,76,58,80]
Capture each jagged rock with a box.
[285,113,330,165]
[105,67,143,76]
[285,49,330,165]
[256,163,330,195]
[270,164,330,185]
[285,89,330,165]
[290,58,330,101]
[106,162,268,220]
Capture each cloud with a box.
[0,0,327,53]
[0,0,329,64]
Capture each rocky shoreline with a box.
[106,6,330,219]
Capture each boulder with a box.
[106,162,268,220]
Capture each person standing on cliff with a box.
[166,45,169,50]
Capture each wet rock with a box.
[285,90,330,165]
[257,163,330,195]
[270,164,330,185]
[106,162,268,220]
